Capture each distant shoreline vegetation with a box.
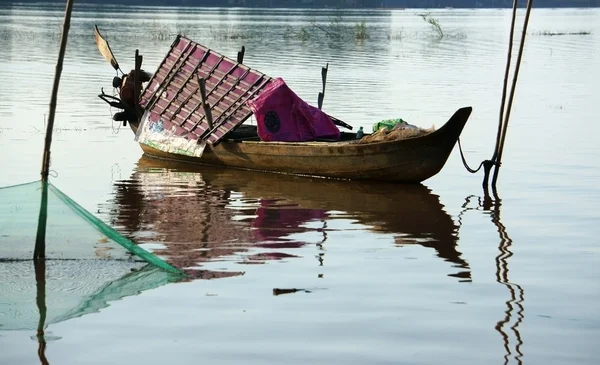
[531,30,592,35]
[1,0,599,8]
[2,7,591,43]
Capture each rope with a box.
[457,138,498,184]
[458,138,486,173]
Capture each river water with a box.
[0,4,599,365]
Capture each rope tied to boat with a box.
[457,138,498,174]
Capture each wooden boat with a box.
[94,27,472,183]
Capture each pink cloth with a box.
[247,78,340,142]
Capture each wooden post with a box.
[34,0,75,260]
[318,63,328,110]
[197,75,213,130]
[237,45,245,64]
[133,49,143,120]
[34,182,49,260]
[40,0,74,182]
[491,0,534,189]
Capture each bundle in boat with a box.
[358,124,435,144]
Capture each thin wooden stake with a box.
[237,45,245,64]
[483,0,519,189]
[491,0,534,190]
[318,63,328,110]
[35,0,75,260]
[34,182,49,260]
[197,76,214,130]
[492,0,519,164]
[40,0,74,182]
[133,49,143,120]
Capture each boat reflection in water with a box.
[102,156,471,281]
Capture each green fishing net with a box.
[0,181,184,331]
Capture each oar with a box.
[94,25,122,73]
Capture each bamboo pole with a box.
[34,182,49,260]
[492,0,519,164]
[491,0,534,190]
[481,0,519,190]
[34,0,75,260]
[40,0,74,182]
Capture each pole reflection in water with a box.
[316,221,327,272]
[462,191,524,365]
[33,260,50,365]
[103,156,471,281]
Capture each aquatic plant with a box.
[327,12,345,38]
[386,28,405,41]
[8,30,35,41]
[297,27,312,41]
[174,22,193,37]
[417,12,444,39]
[208,25,256,40]
[279,10,462,44]
[284,12,372,43]
[226,30,256,40]
[531,30,591,36]
[149,20,172,41]
[310,20,344,40]
[283,25,313,41]
[354,21,369,40]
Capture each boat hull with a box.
[134,106,472,183]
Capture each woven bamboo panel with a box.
[139,36,273,145]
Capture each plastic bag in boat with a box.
[372,118,420,132]
[247,78,340,142]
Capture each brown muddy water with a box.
[1,4,599,364]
